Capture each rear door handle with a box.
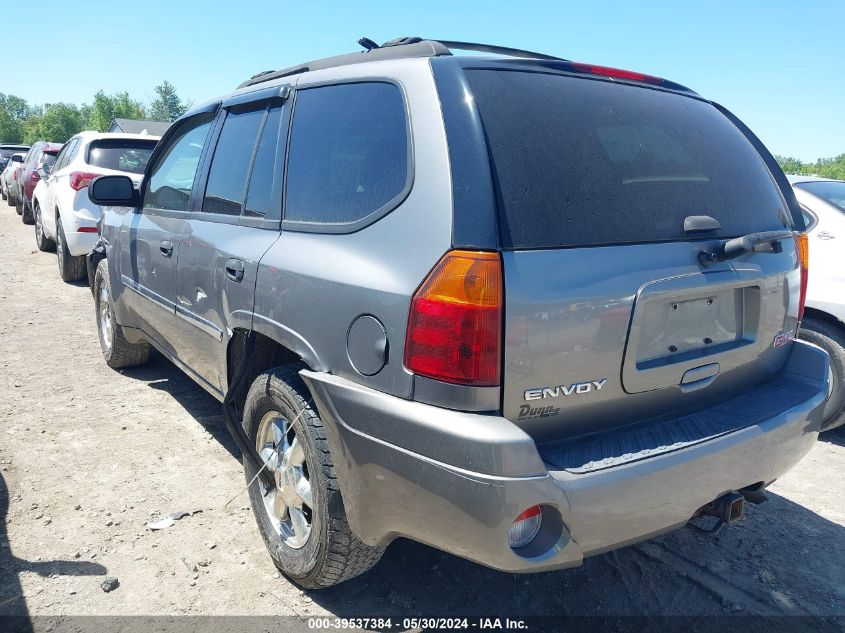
[225,258,245,282]
[159,240,174,258]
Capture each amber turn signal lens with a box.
[404,250,503,386]
[794,233,809,322]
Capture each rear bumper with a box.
[64,230,98,257]
[300,340,828,573]
[62,193,100,256]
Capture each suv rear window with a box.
[0,148,28,159]
[795,181,845,213]
[87,139,157,175]
[464,69,792,248]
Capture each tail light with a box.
[508,506,542,549]
[29,171,40,183]
[795,233,809,322]
[404,250,503,386]
[70,172,102,191]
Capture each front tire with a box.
[94,259,151,368]
[800,318,845,432]
[243,366,384,588]
[56,217,87,282]
[34,203,55,252]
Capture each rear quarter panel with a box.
[254,59,453,398]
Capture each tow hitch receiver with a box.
[688,492,746,535]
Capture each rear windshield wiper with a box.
[699,230,793,267]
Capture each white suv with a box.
[790,175,845,431]
[33,131,159,281]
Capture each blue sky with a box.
[4,1,843,160]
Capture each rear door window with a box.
[202,106,266,216]
[54,138,80,171]
[244,105,284,220]
[87,139,156,174]
[284,81,410,230]
[463,69,792,248]
[50,146,68,172]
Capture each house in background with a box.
[107,118,171,136]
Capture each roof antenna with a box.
[358,37,380,51]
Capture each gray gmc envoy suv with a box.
[86,38,829,588]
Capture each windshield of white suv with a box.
[87,139,158,175]
[795,181,845,213]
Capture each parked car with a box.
[32,132,159,281]
[1,151,27,201]
[86,38,828,589]
[789,175,845,431]
[11,141,61,221]
[0,143,30,175]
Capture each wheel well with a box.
[227,329,303,415]
[804,307,845,331]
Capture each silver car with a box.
[0,147,28,202]
[86,37,828,588]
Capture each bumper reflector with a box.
[508,505,542,549]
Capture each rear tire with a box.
[799,318,845,432]
[94,259,151,368]
[56,218,86,282]
[34,203,55,252]
[13,194,22,213]
[243,366,384,588]
[21,197,34,224]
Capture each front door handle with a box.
[159,240,174,258]
[225,258,245,282]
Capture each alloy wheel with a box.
[56,224,64,271]
[255,411,313,549]
[98,282,113,352]
[35,206,43,244]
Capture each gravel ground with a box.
[0,203,843,621]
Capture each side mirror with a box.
[88,175,140,207]
[10,155,24,163]
[37,162,51,176]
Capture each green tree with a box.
[0,94,32,142]
[85,90,147,132]
[776,154,845,180]
[775,155,808,176]
[22,103,83,144]
[814,155,845,181]
[148,80,188,122]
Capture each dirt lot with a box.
[0,204,843,622]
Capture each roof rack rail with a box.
[428,39,566,62]
[237,37,566,89]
